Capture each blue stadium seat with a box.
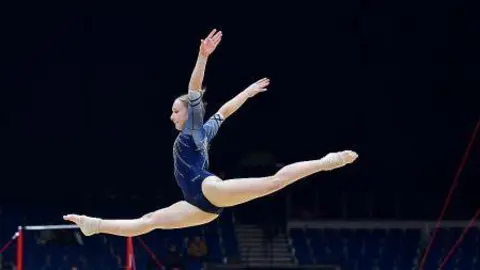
[290,228,313,265]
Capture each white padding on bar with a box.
[24,225,79,231]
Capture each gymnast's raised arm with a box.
[188,29,222,92]
[183,29,222,148]
[183,29,222,134]
[217,78,270,120]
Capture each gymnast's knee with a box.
[266,175,286,192]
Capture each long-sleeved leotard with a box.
[173,90,224,213]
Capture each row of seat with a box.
[289,227,480,270]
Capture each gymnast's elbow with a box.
[217,107,232,120]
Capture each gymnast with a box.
[64,29,358,237]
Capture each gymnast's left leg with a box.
[63,201,219,237]
[202,150,358,208]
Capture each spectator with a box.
[187,236,208,261]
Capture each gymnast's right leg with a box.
[202,150,358,208]
[63,201,219,237]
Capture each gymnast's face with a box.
[171,99,188,131]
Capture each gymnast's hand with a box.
[245,78,270,98]
[200,29,222,57]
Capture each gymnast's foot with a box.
[63,214,101,236]
[339,150,358,164]
[321,150,358,171]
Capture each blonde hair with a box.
[176,89,207,114]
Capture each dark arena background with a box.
[1,1,479,270]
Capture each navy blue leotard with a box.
[173,90,224,214]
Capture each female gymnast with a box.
[64,29,358,237]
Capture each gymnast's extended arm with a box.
[188,29,222,92]
[217,78,270,120]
